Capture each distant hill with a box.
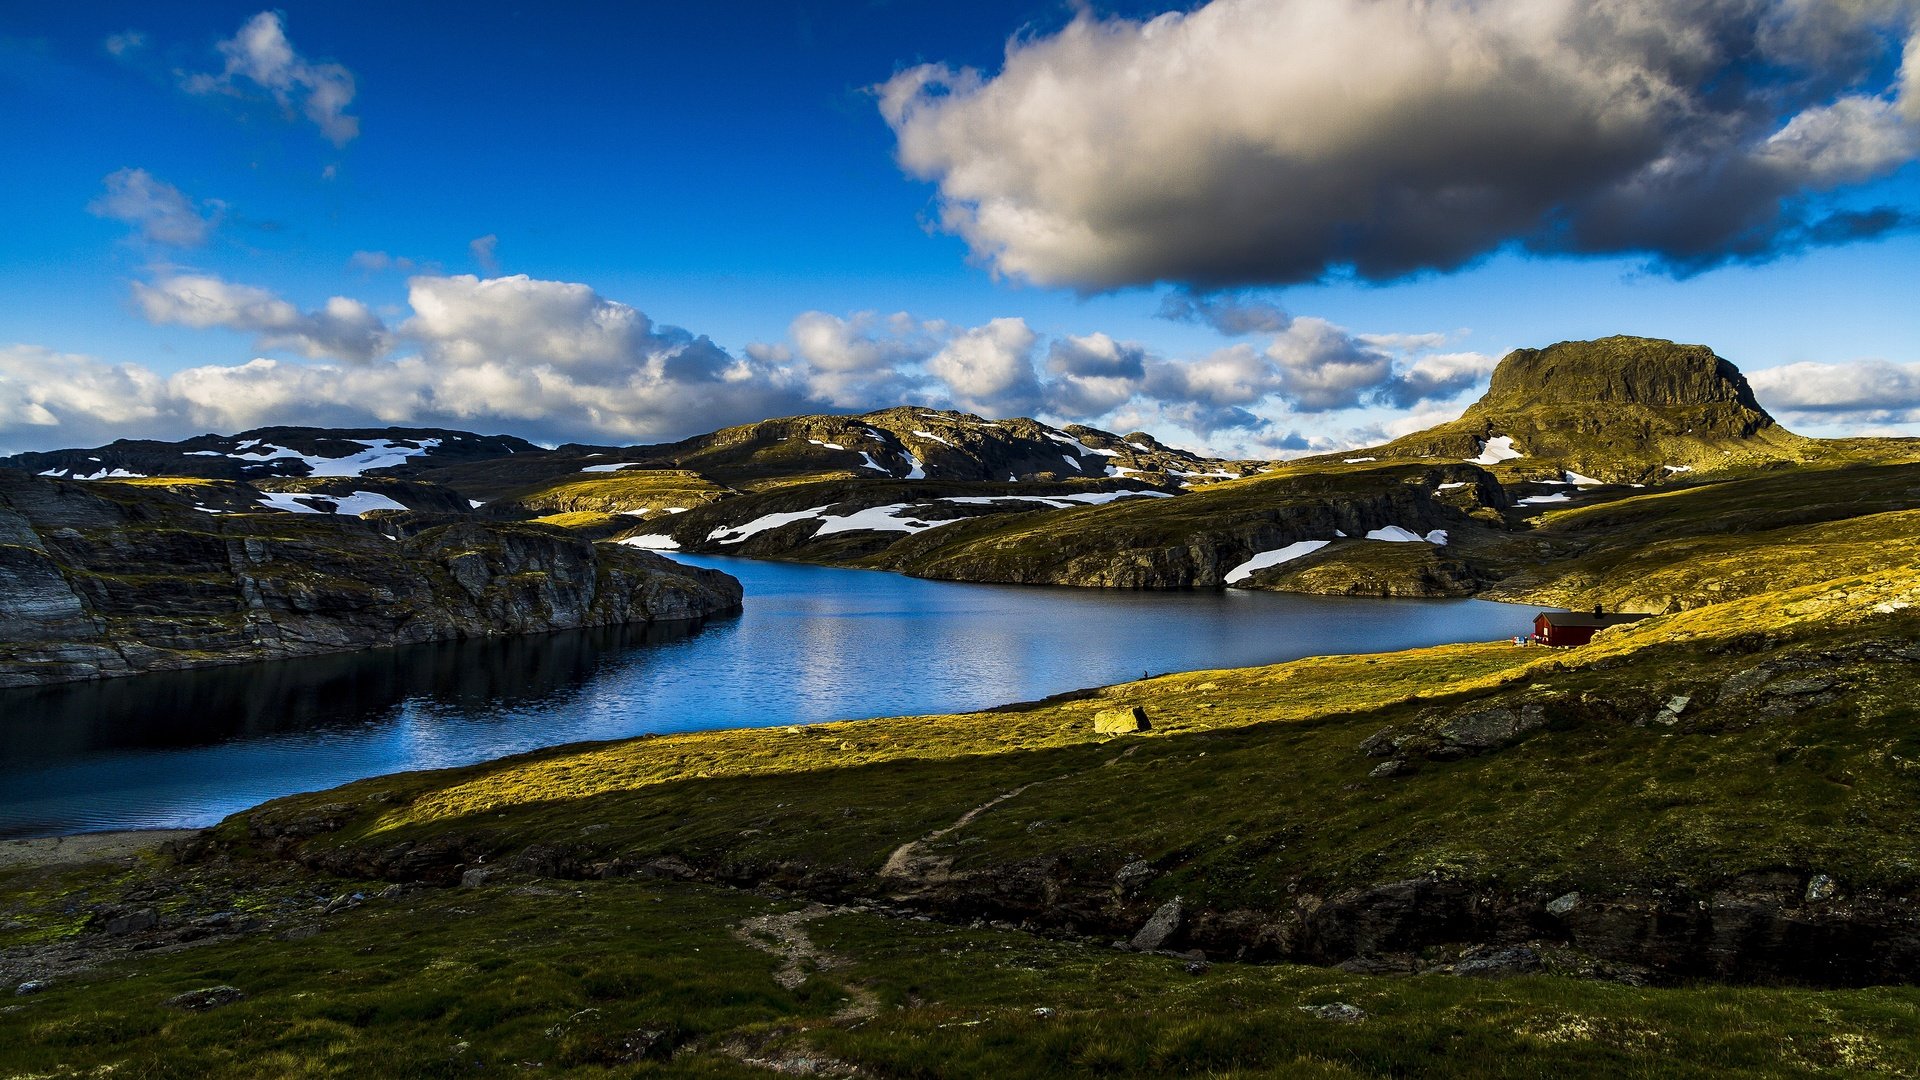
[1,427,541,483]
[1376,335,1806,482]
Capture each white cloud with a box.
[926,318,1042,415]
[87,169,221,247]
[349,250,421,273]
[1750,358,1920,426]
[880,0,1920,289]
[0,346,168,440]
[184,12,360,146]
[103,30,146,57]
[10,269,1498,457]
[469,234,500,273]
[133,273,390,362]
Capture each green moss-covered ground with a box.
[4,869,1918,1078]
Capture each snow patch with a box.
[1047,431,1118,457]
[1061,454,1083,472]
[617,534,680,550]
[256,492,326,514]
[902,453,927,480]
[1365,526,1428,543]
[709,507,830,544]
[1663,465,1694,473]
[1468,436,1522,465]
[1564,470,1603,486]
[581,462,639,473]
[856,451,890,473]
[63,469,148,480]
[1343,457,1377,463]
[1224,541,1331,584]
[1518,492,1572,505]
[808,440,846,450]
[911,430,954,447]
[1435,481,1471,491]
[256,490,408,515]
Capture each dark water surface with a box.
[0,555,1534,837]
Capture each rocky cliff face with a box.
[0,471,741,688]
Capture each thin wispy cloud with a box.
[182,12,360,146]
[87,169,222,247]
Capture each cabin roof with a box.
[1537,612,1651,629]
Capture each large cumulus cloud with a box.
[879,0,1920,290]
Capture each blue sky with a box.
[2,1,1918,455]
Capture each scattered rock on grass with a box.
[1298,1002,1366,1023]
[166,985,244,1011]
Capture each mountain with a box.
[1375,335,1805,481]
[4,336,1915,617]
[0,469,740,688]
[4,426,541,483]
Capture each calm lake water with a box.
[0,555,1533,838]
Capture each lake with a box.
[0,555,1534,838]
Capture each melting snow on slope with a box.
[44,468,148,480]
[902,453,927,480]
[1046,432,1119,457]
[1367,526,1434,543]
[1060,454,1083,472]
[911,430,954,447]
[1564,470,1603,486]
[230,438,443,477]
[1344,457,1377,463]
[708,507,832,543]
[1435,481,1471,491]
[1663,465,1694,473]
[1223,541,1331,584]
[617,534,681,550]
[808,439,846,450]
[1468,436,1522,465]
[1518,492,1572,505]
[707,490,1173,544]
[857,452,890,473]
[257,490,409,515]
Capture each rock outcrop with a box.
[0,470,741,688]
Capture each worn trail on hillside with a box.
[732,904,878,1022]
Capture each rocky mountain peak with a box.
[1470,336,1773,421]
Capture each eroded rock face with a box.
[0,470,741,688]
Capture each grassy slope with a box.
[5,569,1920,1075]
[1471,462,1920,611]
[217,569,1917,908]
[3,869,1915,1078]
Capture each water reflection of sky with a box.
[0,556,1535,837]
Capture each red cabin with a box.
[1533,610,1649,647]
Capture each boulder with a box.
[166,985,245,1011]
[1129,897,1184,951]
[1094,705,1151,734]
